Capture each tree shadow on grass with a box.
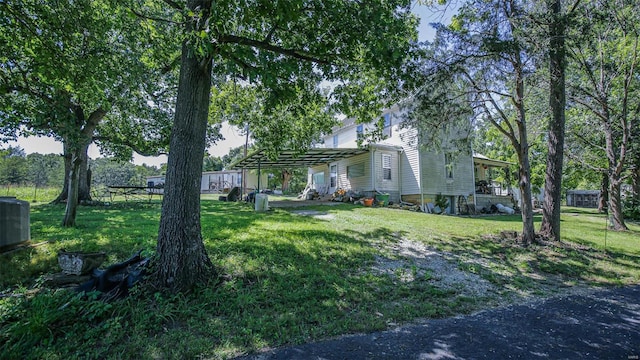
[464,213,542,223]
[2,200,291,288]
[438,233,640,293]
[189,225,467,357]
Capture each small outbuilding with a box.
[566,190,600,208]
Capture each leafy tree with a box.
[26,153,64,201]
[222,145,250,169]
[202,155,224,172]
[268,167,307,194]
[90,158,140,187]
[0,0,179,226]
[565,0,639,230]
[538,0,583,241]
[411,0,539,244]
[0,146,28,193]
[152,0,419,291]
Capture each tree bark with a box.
[604,120,628,230]
[598,172,609,213]
[608,178,627,230]
[632,164,640,208]
[51,146,91,204]
[51,110,103,205]
[513,53,536,245]
[62,155,81,227]
[516,140,536,244]
[154,0,215,292]
[539,0,566,242]
[281,169,292,193]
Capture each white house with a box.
[306,105,514,214]
[228,105,514,214]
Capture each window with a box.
[445,153,454,179]
[330,165,337,187]
[333,135,338,148]
[382,154,392,180]
[383,113,392,138]
[313,172,325,185]
[347,162,365,178]
[356,124,364,138]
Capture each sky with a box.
[8,3,454,168]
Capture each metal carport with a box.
[228,148,369,193]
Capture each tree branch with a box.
[218,34,335,65]
[161,0,184,11]
[93,135,169,157]
[129,7,182,25]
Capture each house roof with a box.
[228,148,370,170]
[473,154,514,168]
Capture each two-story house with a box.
[306,105,514,214]
[230,105,514,214]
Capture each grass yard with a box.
[1,198,639,359]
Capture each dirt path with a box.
[240,285,640,360]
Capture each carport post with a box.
[257,159,261,193]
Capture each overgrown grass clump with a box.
[1,199,639,359]
[2,186,59,203]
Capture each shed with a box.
[566,190,600,208]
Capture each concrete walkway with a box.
[240,285,640,360]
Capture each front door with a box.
[329,164,338,194]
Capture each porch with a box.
[473,154,516,212]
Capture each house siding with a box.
[421,150,474,197]
[397,127,421,196]
[308,165,330,193]
[373,149,400,193]
[336,153,371,192]
[311,104,480,211]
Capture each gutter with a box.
[418,147,425,212]
[470,146,477,210]
[371,148,376,192]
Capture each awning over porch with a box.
[228,148,369,170]
[473,153,514,168]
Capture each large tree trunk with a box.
[62,156,81,227]
[604,120,628,230]
[608,179,627,230]
[154,0,215,292]
[517,143,536,244]
[52,137,93,204]
[539,0,566,242]
[281,169,292,193]
[632,164,640,208]
[513,55,536,245]
[598,172,609,213]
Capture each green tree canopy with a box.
[153,0,421,291]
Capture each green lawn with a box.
[1,198,639,359]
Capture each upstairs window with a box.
[333,135,338,148]
[445,153,454,179]
[356,124,364,138]
[382,113,392,138]
[382,154,392,180]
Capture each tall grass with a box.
[2,186,59,203]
